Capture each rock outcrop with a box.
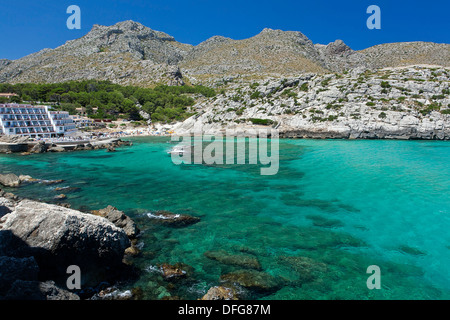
[0,194,132,299]
[92,205,139,239]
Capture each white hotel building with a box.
[0,104,77,138]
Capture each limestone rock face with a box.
[169,66,450,140]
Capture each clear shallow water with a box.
[1,137,449,299]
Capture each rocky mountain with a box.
[360,42,450,69]
[0,21,190,86]
[180,28,330,80]
[1,20,449,87]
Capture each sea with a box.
[1,136,449,300]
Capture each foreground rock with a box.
[201,286,239,300]
[146,210,200,227]
[0,198,131,290]
[92,205,139,239]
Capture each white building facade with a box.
[0,104,77,138]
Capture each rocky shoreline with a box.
[0,136,133,154]
[170,66,450,140]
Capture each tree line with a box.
[0,80,216,123]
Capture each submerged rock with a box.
[397,245,426,256]
[146,210,200,228]
[204,250,262,270]
[54,186,81,193]
[278,256,328,283]
[220,270,282,294]
[306,214,344,228]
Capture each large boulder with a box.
[0,173,21,187]
[0,199,131,286]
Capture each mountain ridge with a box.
[1,20,449,87]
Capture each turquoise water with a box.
[1,137,449,299]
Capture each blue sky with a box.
[1,0,449,60]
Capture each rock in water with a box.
[47,146,66,152]
[146,210,200,227]
[0,199,131,286]
[0,173,21,187]
[159,263,189,280]
[30,141,47,153]
[220,270,282,294]
[53,194,67,200]
[204,250,262,270]
[92,205,139,239]
[201,286,239,300]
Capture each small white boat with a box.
[167,145,192,156]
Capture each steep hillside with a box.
[169,66,450,140]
